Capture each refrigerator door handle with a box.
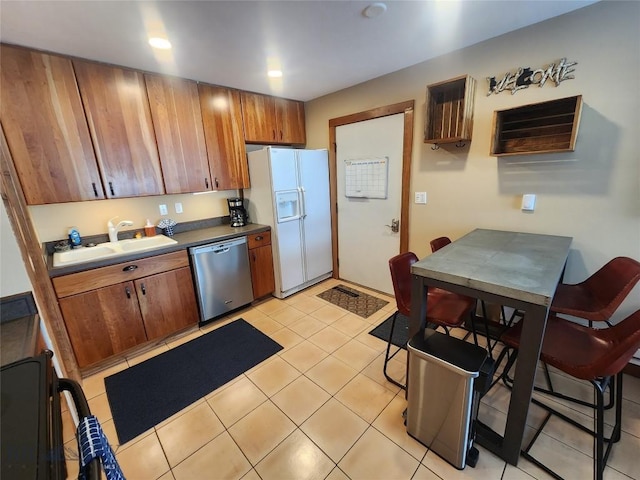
[298,187,307,218]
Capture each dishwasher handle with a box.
[189,236,247,256]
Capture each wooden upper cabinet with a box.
[240,91,277,143]
[0,45,105,204]
[241,91,306,145]
[199,84,250,189]
[275,97,306,145]
[73,60,165,198]
[144,74,212,193]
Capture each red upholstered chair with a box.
[384,252,476,389]
[531,257,640,405]
[497,309,640,480]
[551,256,640,327]
[429,236,452,253]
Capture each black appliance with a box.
[227,197,248,227]
[1,352,100,480]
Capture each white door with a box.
[336,113,404,294]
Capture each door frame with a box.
[328,100,414,280]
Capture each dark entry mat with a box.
[317,284,388,318]
[369,312,408,348]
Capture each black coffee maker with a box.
[227,198,248,227]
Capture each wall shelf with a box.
[490,95,582,156]
[424,75,476,146]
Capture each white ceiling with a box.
[0,0,597,101]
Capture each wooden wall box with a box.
[424,75,476,145]
[490,95,582,156]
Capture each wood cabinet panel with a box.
[59,281,147,368]
[249,245,276,299]
[73,60,164,198]
[199,85,249,189]
[276,98,306,145]
[135,266,199,340]
[241,91,306,145]
[0,45,104,204]
[247,230,271,249]
[53,250,189,297]
[240,91,277,143]
[145,74,211,193]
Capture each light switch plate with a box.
[175,202,183,214]
[159,204,168,215]
[521,194,536,211]
[415,192,427,204]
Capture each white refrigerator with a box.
[245,147,333,298]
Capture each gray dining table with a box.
[409,228,572,465]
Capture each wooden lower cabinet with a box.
[58,281,147,368]
[135,267,199,340]
[247,231,275,299]
[54,251,199,368]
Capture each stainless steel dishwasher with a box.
[189,237,254,324]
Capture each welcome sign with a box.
[487,58,577,95]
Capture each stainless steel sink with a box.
[52,235,178,267]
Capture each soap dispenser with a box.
[68,227,82,248]
[144,219,156,237]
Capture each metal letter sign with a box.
[487,58,577,95]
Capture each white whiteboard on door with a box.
[344,157,388,199]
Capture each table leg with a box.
[409,274,428,340]
[502,303,549,464]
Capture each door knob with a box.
[385,219,399,233]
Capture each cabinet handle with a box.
[123,265,138,272]
[272,129,276,140]
[141,283,146,295]
[280,130,283,140]
[109,182,115,196]
[125,286,131,299]
[255,235,263,241]
[205,178,209,189]
[252,252,256,261]
[214,177,219,189]
[92,182,98,197]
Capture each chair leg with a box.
[383,311,406,390]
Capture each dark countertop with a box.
[47,221,271,277]
[1,315,39,367]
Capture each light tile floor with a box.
[62,278,640,479]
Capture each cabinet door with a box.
[240,91,277,143]
[73,60,165,198]
[276,98,306,145]
[199,85,250,189]
[135,267,199,341]
[0,45,104,204]
[58,282,147,368]
[145,74,212,193]
[249,245,275,299]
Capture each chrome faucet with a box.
[107,217,134,243]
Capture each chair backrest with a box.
[597,309,640,378]
[430,236,452,253]
[584,257,640,320]
[388,252,419,317]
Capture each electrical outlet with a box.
[175,202,183,214]
[159,204,168,215]
[415,192,427,204]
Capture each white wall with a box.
[0,201,32,296]
[306,1,640,323]
[28,190,238,242]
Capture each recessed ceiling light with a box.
[363,2,387,18]
[268,70,283,78]
[148,37,172,49]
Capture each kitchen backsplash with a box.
[29,190,239,242]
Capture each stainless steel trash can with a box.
[406,329,488,469]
